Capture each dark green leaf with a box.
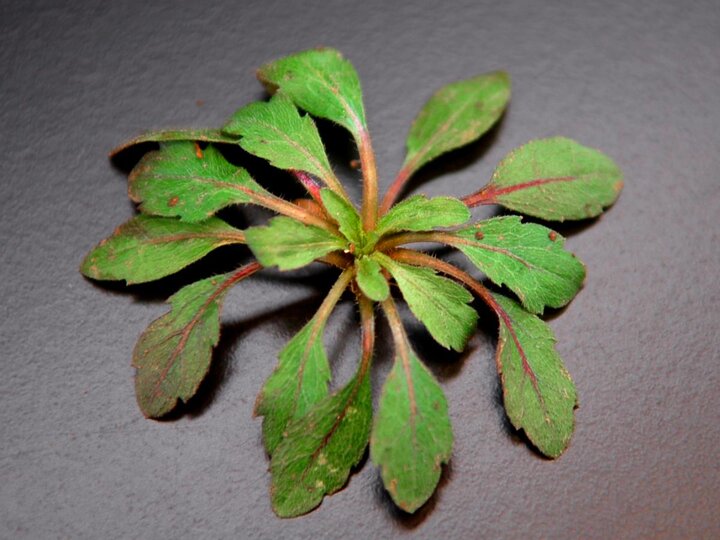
[355,256,389,301]
[320,188,362,246]
[80,215,244,284]
[375,254,477,351]
[129,141,269,222]
[404,71,510,176]
[493,293,577,457]
[133,266,258,417]
[451,216,585,314]
[245,217,346,271]
[376,195,470,237]
[257,48,367,139]
[371,340,452,513]
[270,369,372,517]
[223,94,339,188]
[474,137,623,221]
[110,128,240,156]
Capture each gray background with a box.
[2,0,719,538]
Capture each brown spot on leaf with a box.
[474,231,485,240]
[548,231,557,241]
[168,196,179,207]
[194,143,203,159]
[388,478,398,497]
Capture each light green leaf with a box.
[255,316,332,455]
[223,94,338,187]
[245,217,345,271]
[320,188,362,246]
[404,71,510,176]
[133,267,257,418]
[375,254,477,351]
[128,142,269,222]
[110,128,240,156]
[478,137,623,221]
[493,293,577,458]
[371,342,452,513]
[270,369,372,517]
[257,48,367,139]
[376,195,470,237]
[451,216,585,314]
[355,256,389,301]
[80,215,245,284]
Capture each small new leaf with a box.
[404,71,510,177]
[80,215,244,284]
[257,48,367,139]
[371,340,452,513]
[376,254,477,351]
[452,216,585,314]
[270,370,372,517]
[129,142,269,222]
[474,137,623,221]
[133,267,258,417]
[493,293,577,457]
[355,256,389,301]
[223,94,340,190]
[320,188,362,246]
[245,217,345,271]
[376,195,470,237]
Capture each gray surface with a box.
[2,0,719,538]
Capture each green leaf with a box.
[320,188,362,246]
[255,316,332,455]
[451,216,585,314]
[257,48,367,139]
[223,94,338,187]
[270,369,372,517]
[404,71,510,176]
[245,217,345,271]
[80,215,245,284]
[133,267,257,417]
[376,195,470,237]
[371,341,452,513]
[375,254,477,351]
[355,256,389,301]
[493,293,577,458]
[110,128,240,156]
[128,142,269,222]
[478,137,623,221]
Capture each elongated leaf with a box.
[80,215,245,284]
[223,94,338,187]
[355,256,389,301]
[320,188,362,246]
[404,71,510,176]
[133,266,258,417]
[451,216,585,314]
[110,128,239,156]
[375,254,477,351]
[257,48,367,138]
[245,217,346,271]
[376,195,470,237]
[255,316,332,454]
[129,142,269,222]
[493,293,577,457]
[475,137,623,221]
[371,343,452,513]
[270,370,372,517]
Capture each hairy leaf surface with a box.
[474,137,623,220]
[493,293,577,457]
[133,266,258,417]
[223,94,338,187]
[245,217,345,271]
[110,128,240,156]
[355,256,389,301]
[371,342,452,513]
[320,188,362,246]
[80,215,244,284]
[404,71,510,176]
[376,195,470,237]
[452,216,585,314]
[257,48,367,138]
[270,370,372,516]
[376,254,477,351]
